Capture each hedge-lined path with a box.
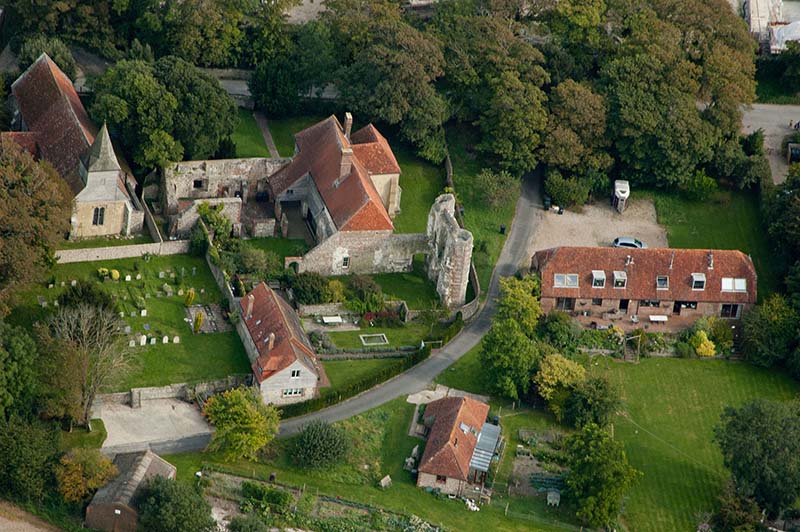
[253,111,281,158]
[279,173,541,436]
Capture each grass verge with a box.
[392,144,446,234]
[233,108,270,158]
[321,358,404,399]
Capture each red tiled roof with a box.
[11,54,96,194]
[531,247,757,304]
[350,124,401,175]
[240,282,320,384]
[269,116,394,232]
[0,132,39,157]
[418,397,489,481]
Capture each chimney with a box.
[344,112,353,140]
[245,294,254,319]
[339,148,353,181]
[669,251,675,270]
[708,251,714,270]
[267,332,275,351]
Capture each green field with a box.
[594,357,799,532]
[392,144,446,233]
[232,108,270,157]
[58,234,153,250]
[645,189,780,298]
[321,358,403,398]
[12,255,251,391]
[59,419,107,451]
[267,115,326,157]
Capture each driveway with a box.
[278,173,541,436]
[0,502,63,532]
[742,103,800,184]
[99,398,212,455]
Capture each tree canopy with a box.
[137,476,217,532]
[0,323,39,420]
[478,319,540,400]
[204,387,280,460]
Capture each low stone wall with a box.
[100,374,251,409]
[457,263,481,321]
[55,240,190,264]
[297,302,349,316]
[251,218,276,238]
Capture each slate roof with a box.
[89,451,176,508]
[11,53,96,193]
[241,282,321,384]
[531,247,757,304]
[418,397,489,481]
[268,116,395,232]
[85,123,121,173]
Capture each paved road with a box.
[279,173,541,436]
[742,103,800,185]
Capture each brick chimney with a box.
[708,251,714,270]
[244,294,254,319]
[339,148,353,181]
[267,332,275,351]
[344,112,353,140]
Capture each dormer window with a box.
[656,276,669,290]
[722,277,747,292]
[613,271,627,288]
[554,274,579,288]
[692,273,706,290]
[592,271,605,288]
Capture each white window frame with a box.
[592,270,606,288]
[342,256,350,269]
[656,276,669,290]
[554,274,579,288]
[691,273,706,290]
[613,271,627,289]
[291,369,301,378]
[734,278,747,292]
[282,388,304,397]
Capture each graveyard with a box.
[15,254,251,391]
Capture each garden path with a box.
[278,173,541,436]
[254,111,281,158]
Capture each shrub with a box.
[538,311,582,353]
[110,269,120,281]
[55,449,117,503]
[194,312,204,333]
[544,169,590,207]
[238,247,281,278]
[563,377,621,428]
[676,341,695,358]
[59,280,115,310]
[203,388,280,460]
[18,35,77,79]
[0,417,60,501]
[97,267,109,279]
[291,420,350,468]
[689,330,716,357]
[474,168,520,209]
[534,353,587,420]
[228,514,270,532]
[327,279,347,303]
[185,288,196,307]
[190,224,209,256]
[291,272,329,305]
[137,476,216,532]
[680,169,718,200]
[240,481,294,515]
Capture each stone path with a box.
[254,111,281,158]
[278,173,541,436]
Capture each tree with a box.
[741,294,798,368]
[238,247,281,278]
[563,377,621,428]
[203,387,280,460]
[712,480,762,532]
[495,275,542,338]
[0,322,38,420]
[228,514,270,532]
[137,476,216,532]
[250,49,302,116]
[538,311,582,352]
[472,168,520,209]
[55,449,117,503]
[478,319,539,400]
[0,416,60,501]
[534,353,586,420]
[564,423,641,528]
[291,420,350,468]
[59,280,115,310]
[0,139,70,317]
[35,336,83,428]
[291,272,330,305]
[41,304,130,427]
[715,399,800,517]
[18,35,77,79]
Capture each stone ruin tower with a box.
[426,194,474,309]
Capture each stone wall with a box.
[417,472,466,496]
[98,374,251,409]
[170,197,242,238]
[55,240,190,264]
[251,218,276,237]
[426,194,473,309]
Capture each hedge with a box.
[280,344,433,418]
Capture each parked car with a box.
[612,236,647,249]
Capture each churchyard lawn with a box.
[233,108,271,158]
[57,234,154,250]
[13,254,251,392]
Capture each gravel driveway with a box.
[742,103,800,185]
[0,502,63,532]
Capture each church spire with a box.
[86,123,121,173]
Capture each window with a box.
[282,388,304,397]
[555,297,575,311]
[92,207,105,226]
[342,257,350,269]
[592,270,606,288]
[656,276,669,290]
[436,475,447,483]
[613,271,627,288]
[592,298,603,306]
[722,277,747,292]
[291,369,300,378]
[677,301,698,310]
[554,274,579,288]
[640,300,661,307]
[692,273,706,290]
[721,304,741,318]
[193,179,204,189]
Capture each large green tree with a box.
[715,399,800,518]
[0,416,60,501]
[17,35,77,79]
[0,140,70,317]
[564,423,641,528]
[478,319,540,400]
[137,476,217,532]
[204,387,280,460]
[741,294,798,369]
[0,323,39,420]
[495,275,542,338]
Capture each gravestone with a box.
[60,281,65,287]
[156,292,163,298]
[145,293,151,299]
[53,300,58,307]
[48,284,54,289]
[162,336,169,344]
[136,274,142,280]
[119,312,125,318]
[143,324,151,331]
[125,275,131,281]
[129,340,136,347]
[170,272,175,279]
[139,335,147,346]
[140,309,147,317]
[70,280,77,287]
[37,296,46,307]
[159,271,165,279]
[150,337,157,345]
[178,289,184,296]
[130,311,137,317]
[200,288,205,294]
[124,325,131,334]
[173,336,180,344]
[192,267,197,276]
[181,267,186,277]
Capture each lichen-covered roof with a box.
[89,451,176,509]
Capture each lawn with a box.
[447,125,517,294]
[392,144,446,234]
[241,237,310,262]
[232,108,270,158]
[593,357,800,532]
[644,189,780,298]
[435,344,484,394]
[166,398,577,532]
[12,255,251,391]
[370,256,439,308]
[327,321,434,350]
[321,358,403,399]
[267,115,326,157]
[57,234,153,250]
[59,419,107,451]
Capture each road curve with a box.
[279,174,541,436]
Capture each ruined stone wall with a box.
[426,194,473,309]
[162,157,289,214]
[169,197,242,238]
[55,240,190,264]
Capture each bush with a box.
[691,316,734,356]
[194,312,204,333]
[185,288,196,307]
[689,330,716,357]
[59,279,115,310]
[97,267,109,279]
[544,169,590,207]
[291,272,329,305]
[538,311,582,352]
[563,377,621,428]
[189,224,210,256]
[18,35,77,79]
[238,247,281,278]
[473,168,520,209]
[675,341,696,358]
[110,269,120,281]
[55,448,117,503]
[680,169,718,200]
[228,514,270,532]
[137,476,216,532]
[346,275,384,314]
[327,279,347,303]
[240,481,294,515]
[0,417,60,501]
[291,420,350,468]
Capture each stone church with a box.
[5,53,143,239]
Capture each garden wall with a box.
[55,240,190,264]
[99,375,251,408]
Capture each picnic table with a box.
[322,315,343,325]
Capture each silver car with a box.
[612,236,647,249]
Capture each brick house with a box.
[237,282,329,404]
[7,53,144,239]
[85,450,176,532]
[417,396,500,497]
[531,246,757,330]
